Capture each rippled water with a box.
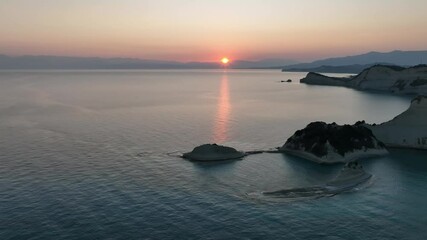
[1,70,426,239]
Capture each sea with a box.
[1,69,426,240]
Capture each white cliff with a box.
[301,65,427,95]
[369,96,427,149]
[350,65,427,94]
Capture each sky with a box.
[1,0,427,62]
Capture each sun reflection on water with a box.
[213,74,231,143]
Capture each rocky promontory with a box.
[368,96,427,149]
[279,122,388,164]
[300,65,427,95]
[300,72,350,86]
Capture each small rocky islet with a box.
[182,143,246,161]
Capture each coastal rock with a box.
[368,96,427,150]
[300,72,350,86]
[279,122,387,164]
[300,65,427,95]
[183,144,245,161]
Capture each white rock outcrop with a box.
[368,96,427,149]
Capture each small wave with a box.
[135,151,185,160]
[136,151,156,158]
[247,177,374,203]
[166,151,184,158]
[262,186,334,202]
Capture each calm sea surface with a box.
[1,70,426,239]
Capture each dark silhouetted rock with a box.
[279,122,387,164]
[280,79,292,83]
[183,144,245,161]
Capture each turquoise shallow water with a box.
[0,70,426,239]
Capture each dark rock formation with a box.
[183,144,245,161]
[279,122,387,163]
[300,72,350,86]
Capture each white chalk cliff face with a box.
[351,65,427,94]
[368,96,427,149]
[279,122,388,164]
[301,65,427,95]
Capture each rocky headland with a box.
[300,65,427,95]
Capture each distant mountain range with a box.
[282,64,379,74]
[1,50,426,70]
[0,54,297,69]
[232,58,299,68]
[282,50,427,73]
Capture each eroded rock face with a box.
[352,65,427,93]
[300,65,427,95]
[279,122,387,164]
[183,144,245,161]
[368,96,427,149]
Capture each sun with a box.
[221,57,230,65]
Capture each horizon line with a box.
[2,49,427,64]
